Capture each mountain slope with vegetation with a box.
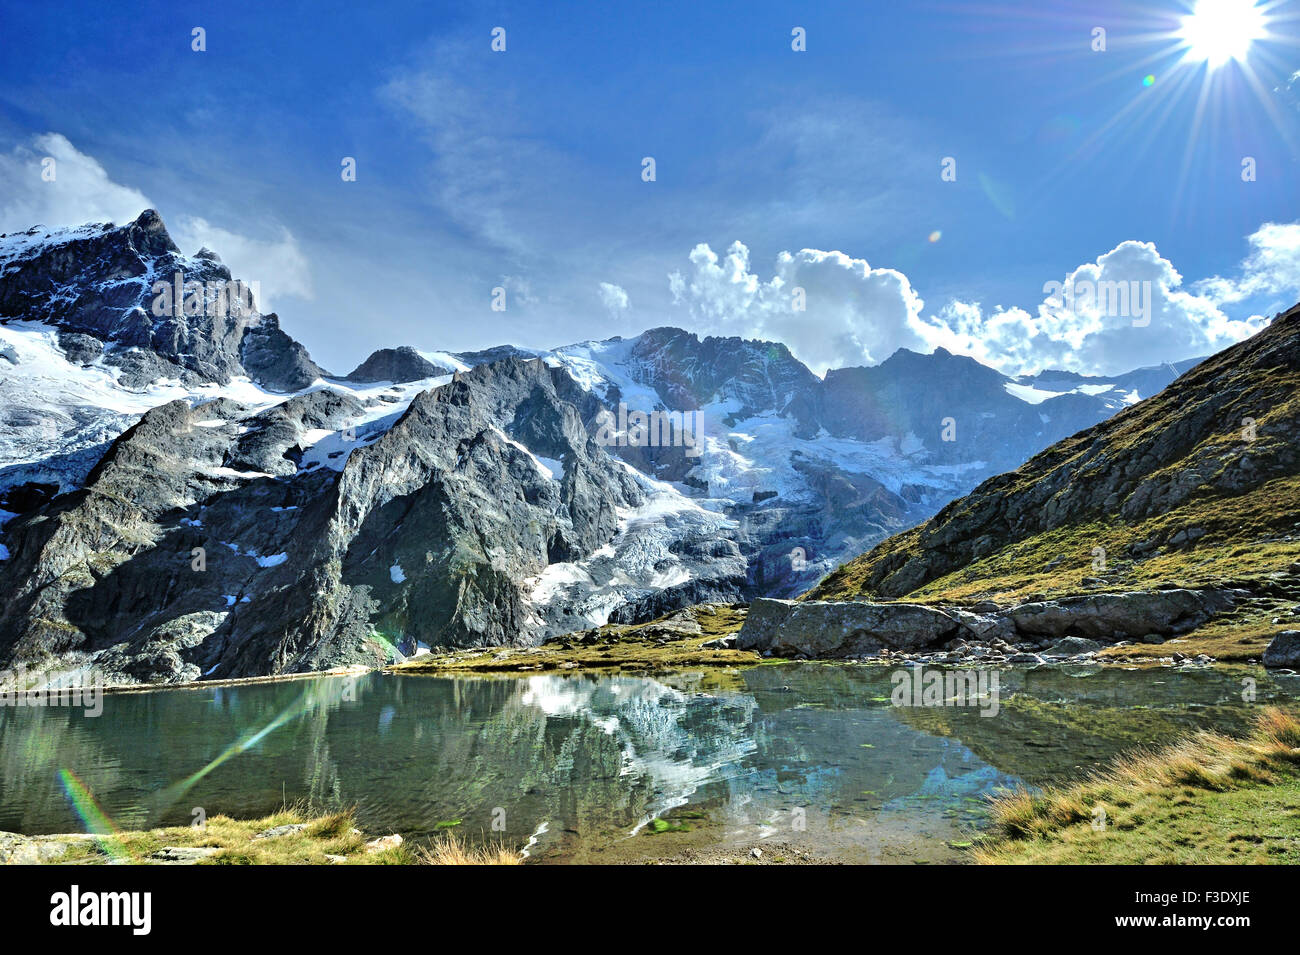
[810,303,1300,611]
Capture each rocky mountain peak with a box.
[345,346,451,384]
[0,210,321,391]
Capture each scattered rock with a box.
[253,823,308,840]
[1006,652,1045,664]
[364,834,403,853]
[151,846,221,862]
[1042,637,1105,657]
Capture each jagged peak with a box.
[0,208,179,267]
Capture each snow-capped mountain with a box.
[0,212,1192,683]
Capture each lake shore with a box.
[0,807,518,865]
[388,594,1293,677]
[975,707,1300,864]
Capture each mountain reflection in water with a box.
[1,663,1291,862]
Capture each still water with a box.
[1,664,1294,863]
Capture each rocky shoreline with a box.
[738,585,1300,670]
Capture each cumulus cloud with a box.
[668,234,1274,377]
[172,216,313,312]
[1195,222,1300,307]
[598,282,630,314]
[0,133,151,231]
[669,241,932,374]
[927,240,1266,376]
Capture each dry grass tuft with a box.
[417,832,522,865]
[975,707,1300,864]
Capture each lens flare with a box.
[58,768,132,861]
[156,680,341,808]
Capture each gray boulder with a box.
[1042,636,1104,657]
[1007,589,1236,642]
[735,588,1240,662]
[737,597,1008,659]
[1263,631,1300,668]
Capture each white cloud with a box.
[1195,221,1300,306]
[598,282,630,314]
[668,240,932,374]
[380,42,557,256]
[0,133,151,231]
[927,240,1269,376]
[172,216,313,313]
[668,235,1273,377]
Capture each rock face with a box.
[738,588,1239,659]
[1006,590,1237,642]
[345,346,451,384]
[0,210,322,390]
[738,597,1008,658]
[821,348,1119,469]
[535,327,1186,600]
[0,356,747,681]
[239,313,322,391]
[1263,631,1300,668]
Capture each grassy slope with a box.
[976,708,1300,864]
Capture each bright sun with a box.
[1179,0,1270,67]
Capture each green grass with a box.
[976,707,1300,864]
[38,805,525,865]
[391,603,757,676]
[813,477,1300,607]
[51,807,402,865]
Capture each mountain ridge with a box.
[0,212,1215,683]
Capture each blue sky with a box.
[1,0,1298,376]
